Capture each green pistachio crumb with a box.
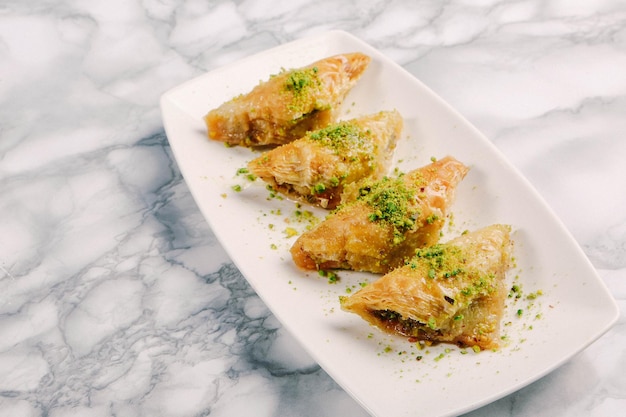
[427,317,436,330]
[319,270,339,284]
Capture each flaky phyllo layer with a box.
[290,156,470,274]
[248,110,403,209]
[340,224,513,349]
[204,53,371,147]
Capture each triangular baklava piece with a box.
[248,110,403,209]
[204,53,371,147]
[340,224,513,350]
[290,156,469,273]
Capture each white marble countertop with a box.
[1,1,624,416]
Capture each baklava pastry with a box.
[204,52,371,147]
[247,110,403,209]
[340,224,513,350]
[290,156,469,273]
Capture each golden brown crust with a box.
[204,53,371,147]
[290,156,469,273]
[340,224,513,349]
[247,110,403,209]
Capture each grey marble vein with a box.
[0,0,624,416]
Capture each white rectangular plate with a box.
[160,30,619,417]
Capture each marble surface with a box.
[0,0,624,416]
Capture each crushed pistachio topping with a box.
[308,122,377,169]
[285,66,319,94]
[284,227,298,238]
[283,66,322,113]
[427,316,437,330]
[313,183,326,194]
[306,122,377,195]
[425,214,439,224]
[410,243,499,306]
[460,273,497,297]
[412,245,466,279]
[410,244,465,280]
[355,176,418,244]
[308,122,370,151]
[236,166,256,181]
[290,204,320,231]
[319,269,339,284]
